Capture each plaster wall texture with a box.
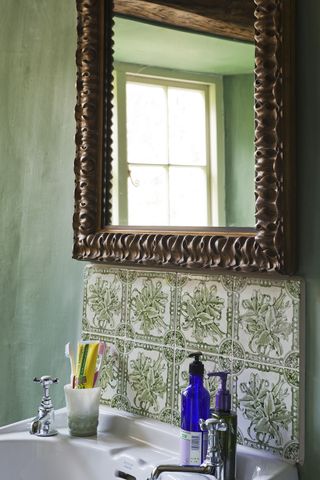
[0,0,83,425]
[296,0,320,477]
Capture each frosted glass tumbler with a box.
[64,384,101,436]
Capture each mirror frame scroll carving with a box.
[73,0,295,274]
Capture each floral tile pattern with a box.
[233,278,301,367]
[126,271,176,345]
[235,362,300,461]
[175,274,233,354]
[82,267,127,337]
[81,265,304,463]
[123,340,174,422]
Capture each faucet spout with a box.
[150,464,213,480]
[30,419,41,435]
[30,411,57,436]
[149,416,228,480]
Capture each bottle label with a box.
[180,430,202,465]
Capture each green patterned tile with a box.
[79,267,303,463]
[235,361,300,462]
[82,265,127,337]
[175,274,233,354]
[123,340,174,421]
[233,277,301,367]
[126,270,176,346]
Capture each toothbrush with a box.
[65,342,76,388]
[93,342,107,387]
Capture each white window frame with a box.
[112,61,226,226]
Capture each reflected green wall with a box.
[224,74,255,227]
[114,16,254,75]
[0,0,83,426]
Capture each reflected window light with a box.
[124,75,212,226]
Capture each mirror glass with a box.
[111,16,255,228]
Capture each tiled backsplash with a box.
[81,265,304,463]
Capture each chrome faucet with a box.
[29,376,59,437]
[149,416,228,480]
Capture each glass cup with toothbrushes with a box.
[64,340,106,436]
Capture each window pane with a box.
[169,166,208,226]
[126,82,167,164]
[127,165,169,225]
[168,87,207,166]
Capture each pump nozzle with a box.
[188,352,204,375]
[208,371,231,412]
[188,352,202,362]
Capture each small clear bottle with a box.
[180,352,210,466]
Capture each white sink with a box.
[0,406,298,480]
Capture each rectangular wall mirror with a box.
[73,0,295,273]
[112,15,255,228]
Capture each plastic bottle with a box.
[208,371,237,480]
[180,352,210,466]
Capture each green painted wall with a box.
[224,74,255,227]
[297,0,320,477]
[0,0,83,426]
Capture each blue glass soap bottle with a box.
[180,352,210,466]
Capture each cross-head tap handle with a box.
[33,376,58,399]
[199,417,228,432]
[33,375,59,385]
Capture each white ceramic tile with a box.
[123,340,174,422]
[126,270,176,346]
[233,277,301,367]
[175,274,233,354]
[235,362,300,461]
[80,267,303,463]
[82,266,127,337]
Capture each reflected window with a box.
[112,65,224,226]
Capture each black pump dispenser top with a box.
[188,352,204,376]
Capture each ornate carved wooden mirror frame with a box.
[73,0,295,273]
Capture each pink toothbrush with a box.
[93,342,107,387]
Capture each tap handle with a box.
[200,417,228,432]
[33,376,59,399]
[33,376,59,385]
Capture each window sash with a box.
[113,63,225,227]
